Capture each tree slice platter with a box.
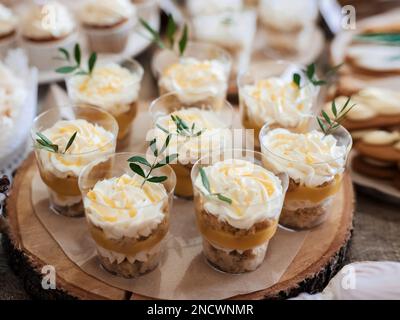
[1,154,354,300]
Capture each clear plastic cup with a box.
[191,149,288,273]
[238,60,320,149]
[149,91,234,198]
[78,152,176,278]
[66,58,144,150]
[31,104,118,217]
[259,117,353,230]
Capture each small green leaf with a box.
[88,53,97,74]
[292,73,301,88]
[312,80,327,86]
[199,167,211,193]
[317,117,326,134]
[36,142,58,153]
[331,100,337,117]
[36,132,53,146]
[149,138,158,157]
[64,131,77,153]
[216,194,232,204]
[322,110,332,125]
[147,176,167,183]
[179,24,188,56]
[140,18,165,49]
[127,156,151,167]
[74,43,81,66]
[75,70,89,76]
[55,66,78,74]
[155,153,178,168]
[166,14,177,48]
[58,48,70,61]
[129,163,146,178]
[159,134,172,154]
[156,124,170,134]
[306,63,315,80]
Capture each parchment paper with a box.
[31,173,308,300]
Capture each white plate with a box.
[38,13,160,84]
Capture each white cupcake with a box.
[0,4,17,58]
[20,1,77,70]
[78,0,137,53]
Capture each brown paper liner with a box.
[31,172,308,299]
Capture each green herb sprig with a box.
[292,63,343,89]
[36,131,78,154]
[55,43,97,76]
[128,134,178,187]
[199,167,232,204]
[140,14,188,56]
[317,97,356,136]
[157,115,203,138]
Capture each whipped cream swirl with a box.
[79,0,136,27]
[159,57,229,104]
[153,107,229,164]
[241,66,318,128]
[195,159,284,229]
[21,2,75,40]
[85,174,168,240]
[39,119,115,177]
[261,129,347,187]
[67,62,142,115]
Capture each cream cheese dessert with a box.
[0,4,17,56]
[238,63,318,147]
[152,104,232,198]
[259,0,318,54]
[20,2,77,70]
[260,127,351,230]
[33,107,118,217]
[84,174,169,278]
[79,0,137,53]
[192,156,286,273]
[67,60,143,149]
[159,57,229,105]
[79,153,176,278]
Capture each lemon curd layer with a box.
[85,173,168,240]
[194,159,284,230]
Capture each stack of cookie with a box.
[325,87,400,190]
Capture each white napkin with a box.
[291,261,400,300]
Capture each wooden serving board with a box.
[1,154,354,300]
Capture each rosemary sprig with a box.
[199,168,232,204]
[139,14,188,56]
[55,43,97,76]
[292,63,342,89]
[36,131,78,154]
[127,134,178,187]
[157,115,203,138]
[317,97,356,136]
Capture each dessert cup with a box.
[150,92,234,198]
[66,59,144,150]
[31,105,118,217]
[79,0,137,53]
[79,152,176,278]
[152,41,232,105]
[191,149,288,273]
[259,118,353,230]
[238,61,319,149]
